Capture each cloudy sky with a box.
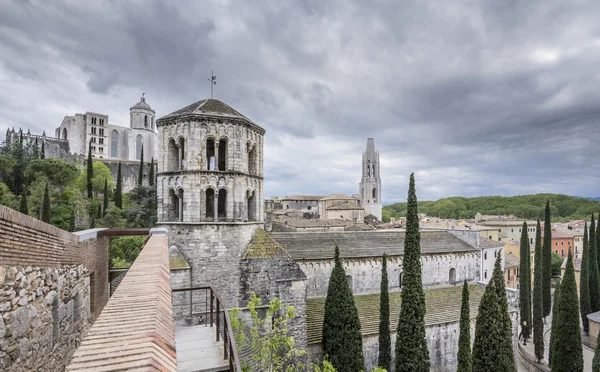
[1,0,600,204]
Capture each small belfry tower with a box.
[359,138,382,221]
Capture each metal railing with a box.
[172,286,242,372]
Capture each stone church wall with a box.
[300,252,480,298]
[100,159,154,194]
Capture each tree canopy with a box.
[76,161,114,196]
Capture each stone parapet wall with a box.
[0,264,91,371]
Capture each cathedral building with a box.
[359,138,382,220]
[55,94,158,161]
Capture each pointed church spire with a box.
[359,138,382,221]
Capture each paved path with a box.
[175,324,229,372]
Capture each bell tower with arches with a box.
[359,138,382,221]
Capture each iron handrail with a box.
[172,286,242,372]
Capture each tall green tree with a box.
[596,214,600,292]
[472,278,503,372]
[138,144,144,186]
[40,140,45,159]
[32,138,39,159]
[548,278,561,367]
[322,244,364,372]
[542,200,552,318]
[550,251,583,371]
[103,178,108,217]
[19,187,28,215]
[86,140,93,198]
[149,157,155,186]
[395,173,430,372]
[532,219,544,362]
[580,222,592,334]
[378,253,391,371]
[68,205,76,232]
[492,251,516,371]
[10,130,26,196]
[457,280,472,372]
[593,325,600,371]
[115,162,123,209]
[591,214,600,312]
[41,183,51,223]
[519,221,532,343]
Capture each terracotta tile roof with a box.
[66,234,177,371]
[320,193,356,201]
[504,253,520,269]
[306,284,485,344]
[479,237,505,249]
[281,195,324,201]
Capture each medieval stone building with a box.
[359,138,382,220]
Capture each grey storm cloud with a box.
[1,0,600,204]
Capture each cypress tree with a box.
[19,187,28,215]
[548,278,561,366]
[103,178,108,217]
[593,326,600,371]
[591,214,600,312]
[472,278,503,372]
[12,130,25,196]
[580,222,592,334]
[41,183,51,223]
[149,157,155,186]
[40,140,45,159]
[550,251,583,371]
[457,280,472,372]
[542,200,552,318]
[532,219,544,362]
[86,140,93,198]
[519,221,532,344]
[395,173,430,372]
[596,215,600,281]
[114,162,123,209]
[377,253,391,371]
[68,206,76,232]
[89,216,96,229]
[492,250,516,371]
[322,244,364,372]
[138,144,144,186]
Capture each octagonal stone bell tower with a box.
[156,98,266,306]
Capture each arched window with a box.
[367,162,371,177]
[248,143,257,175]
[206,138,215,170]
[206,188,215,219]
[247,190,256,221]
[62,128,68,140]
[372,188,377,202]
[399,272,403,288]
[218,139,227,171]
[218,189,227,219]
[346,275,353,293]
[178,137,185,169]
[449,268,456,284]
[167,138,178,171]
[151,117,154,130]
[110,130,119,158]
[178,189,184,222]
[144,115,148,128]
[136,135,143,160]
[169,189,179,221]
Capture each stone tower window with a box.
[136,135,143,160]
[399,272,403,288]
[111,130,119,158]
[346,275,353,293]
[449,268,456,284]
[62,128,68,140]
[167,139,178,171]
[367,162,371,177]
[169,189,179,221]
[247,190,256,221]
[218,139,227,171]
[144,115,148,128]
[206,139,216,170]
[151,117,154,130]
[218,189,227,219]
[206,188,215,219]
[372,188,377,201]
[248,143,257,175]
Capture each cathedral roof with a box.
[161,99,253,122]
[130,94,155,112]
[269,230,478,260]
[306,284,489,344]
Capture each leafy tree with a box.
[596,215,600,291]
[542,200,552,318]
[9,130,27,196]
[580,222,592,334]
[89,216,96,228]
[518,222,531,344]
[149,157,155,186]
[551,252,562,277]
[86,140,93,198]
[123,185,157,227]
[457,280,472,372]
[26,158,78,189]
[115,161,123,209]
[41,183,51,223]
[138,144,144,186]
[19,187,27,214]
[378,253,391,371]
[550,251,583,371]
[548,278,561,366]
[0,182,18,210]
[103,178,108,217]
[322,244,364,372]
[32,138,39,159]
[110,236,146,267]
[0,154,16,181]
[101,207,126,228]
[395,173,430,372]
[492,250,516,371]
[40,140,45,159]
[472,278,503,372]
[533,219,544,362]
[591,214,600,312]
[76,162,114,197]
[68,206,76,232]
